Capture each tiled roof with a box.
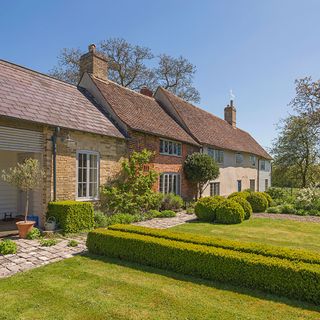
[90,75,199,146]
[0,60,124,139]
[157,87,272,159]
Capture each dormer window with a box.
[160,139,182,156]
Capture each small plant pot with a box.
[16,221,35,239]
[44,217,56,232]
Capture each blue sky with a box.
[1,0,319,150]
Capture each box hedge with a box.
[108,224,320,265]
[87,229,320,304]
[47,201,94,233]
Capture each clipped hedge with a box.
[109,224,320,265]
[194,196,224,222]
[47,201,94,233]
[87,229,320,304]
[215,199,245,224]
[247,193,268,212]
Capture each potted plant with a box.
[1,158,44,238]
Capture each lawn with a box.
[0,254,319,320]
[171,217,320,252]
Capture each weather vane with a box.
[229,89,235,102]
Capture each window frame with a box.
[250,155,256,166]
[249,179,255,192]
[260,160,266,171]
[208,148,224,164]
[76,150,100,201]
[237,180,242,192]
[235,152,243,164]
[265,179,269,190]
[160,139,182,157]
[210,182,220,196]
[159,172,181,195]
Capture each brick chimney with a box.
[224,99,236,128]
[79,44,108,80]
[140,86,153,97]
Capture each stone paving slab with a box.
[133,213,197,229]
[0,236,87,278]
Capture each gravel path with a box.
[253,213,320,223]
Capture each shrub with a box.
[160,193,184,211]
[87,229,320,304]
[215,200,245,224]
[228,191,250,200]
[109,224,320,265]
[186,207,195,214]
[262,192,273,207]
[94,211,109,228]
[295,185,320,211]
[266,187,288,201]
[47,201,94,233]
[157,210,176,218]
[231,196,252,220]
[26,228,41,240]
[194,196,224,222]
[106,213,139,226]
[67,240,78,247]
[247,193,268,212]
[147,210,162,219]
[280,203,297,214]
[0,239,17,255]
[266,206,282,214]
[40,239,58,247]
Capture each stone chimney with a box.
[224,99,236,128]
[79,44,108,80]
[140,86,153,97]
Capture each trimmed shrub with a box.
[26,228,41,240]
[261,192,273,207]
[157,210,176,218]
[0,239,17,255]
[87,229,320,304]
[160,193,184,211]
[228,191,250,200]
[194,196,224,222]
[47,201,94,233]
[231,196,252,220]
[109,224,320,265]
[215,199,245,224]
[247,193,268,212]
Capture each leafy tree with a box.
[184,153,220,198]
[49,37,200,103]
[271,115,319,187]
[1,159,44,222]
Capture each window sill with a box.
[159,152,182,158]
[76,197,99,202]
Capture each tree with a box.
[1,159,44,222]
[49,37,200,103]
[271,115,319,187]
[184,153,220,198]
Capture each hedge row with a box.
[87,229,320,304]
[47,201,94,233]
[108,224,320,265]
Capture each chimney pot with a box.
[88,44,96,53]
[224,102,236,128]
[140,86,153,97]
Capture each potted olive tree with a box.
[1,158,44,238]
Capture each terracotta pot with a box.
[16,221,35,239]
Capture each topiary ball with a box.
[247,193,268,212]
[194,196,224,222]
[261,192,272,207]
[228,191,250,200]
[231,196,253,220]
[215,199,245,224]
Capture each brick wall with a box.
[128,130,199,200]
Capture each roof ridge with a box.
[0,59,77,89]
[91,75,156,101]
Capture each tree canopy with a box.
[49,38,200,103]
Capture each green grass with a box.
[171,218,320,252]
[0,254,319,320]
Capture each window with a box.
[250,155,256,166]
[260,160,266,171]
[160,139,182,156]
[235,153,243,164]
[77,151,99,200]
[210,182,220,196]
[265,179,269,190]
[237,180,242,192]
[159,173,181,195]
[250,179,255,191]
[208,148,224,164]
